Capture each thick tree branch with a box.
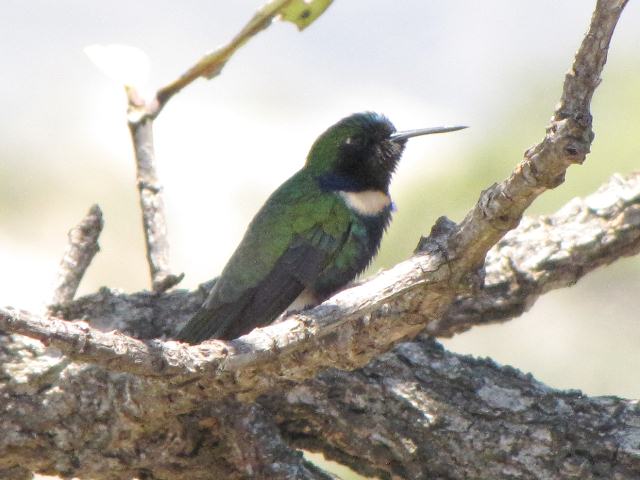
[0,466,32,480]
[3,171,639,405]
[0,335,333,480]
[2,331,639,479]
[436,172,640,336]
[49,204,103,306]
[261,336,640,479]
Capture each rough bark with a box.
[3,171,639,403]
[263,336,640,480]
[0,334,332,480]
[446,0,628,278]
[436,172,640,337]
[49,204,104,306]
[128,116,184,293]
[2,173,640,479]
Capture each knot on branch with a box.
[415,216,457,255]
[477,184,523,232]
[137,180,163,194]
[522,116,594,191]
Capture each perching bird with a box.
[177,112,465,343]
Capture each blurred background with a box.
[2,2,640,476]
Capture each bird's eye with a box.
[343,136,362,147]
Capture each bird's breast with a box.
[338,190,391,216]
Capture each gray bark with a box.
[128,116,184,293]
[263,336,640,479]
[2,171,639,479]
[49,205,104,306]
[0,332,332,479]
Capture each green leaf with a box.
[279,0,334,31]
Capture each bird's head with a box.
[306,112,465,192]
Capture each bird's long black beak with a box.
[390,125,468,142]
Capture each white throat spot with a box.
[339,190,391,216]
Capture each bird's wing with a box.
[176,174,352,343]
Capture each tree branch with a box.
[435,172,640,337]
[261,335,640,479]
[0,335,333,480]
[2,329,639,479]
[153,0,333,112]
[28,0,626,405]
[49,204,103,306]
[123,0,333,293]
[128,115,184,293]
[55,0,624,382]
[3,171,640,404]
[447,0,629,276]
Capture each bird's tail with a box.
[175,293,256,343]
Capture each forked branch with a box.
[123,0,333,292]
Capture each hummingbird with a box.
[177,112,465,343]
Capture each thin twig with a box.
[49,204,104,306]
[154,0,295,110]
[128,113,184,293]
[153,0,333,114]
